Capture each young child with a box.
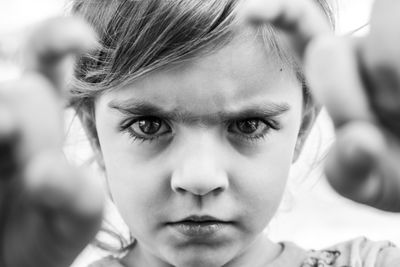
[2,0,400,267]
[65,0,400,266]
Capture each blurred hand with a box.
[0,18,104,267]
[245,0,400,212]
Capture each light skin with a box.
[95,28,310,267]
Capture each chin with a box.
[167,246,232,267]
[173,257,224,267]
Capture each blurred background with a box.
[1,0,400,266]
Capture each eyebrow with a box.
[109,99,290,124]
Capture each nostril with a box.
[212,187,224,196]
[172,181,227,197]
[174,187,186,194]
[170,157,229,196]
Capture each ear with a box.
[292,103,320,163]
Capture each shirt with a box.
[89,237,400,267]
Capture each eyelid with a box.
[119,115,171,130]
[119,116,173,144]
[226,118,282,145]
[261,118,281,130]
[225,117,280,129]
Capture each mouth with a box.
[167,215,233,237]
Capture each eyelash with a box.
[227,119,281,143]
[119,117,281,144]
[126,132,161,143]
[119,117,172,143]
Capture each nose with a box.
[170,130,229,196]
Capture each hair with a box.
[68,0,335,253]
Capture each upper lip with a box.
[171,215,229,224]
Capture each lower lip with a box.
[169,221,229,237]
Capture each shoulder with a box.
[302,237,400,267]
[88,256,125,267]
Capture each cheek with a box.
[96,119,170,231]
[230,119,301,226]
[105,153,170,230]
[231,152,292,224]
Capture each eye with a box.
[121,116,171,142]
[135,118,163,135]
[228,118,279,142]
[236,119,264,134]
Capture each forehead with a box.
[100,29,302,113]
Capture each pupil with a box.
[238,120,258,134]
[139,119,161,134]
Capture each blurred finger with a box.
[360,0,400,137]
[24,150,104,219]
[0,103,19,265]
[0,104,19,179]
[24,150,104,246]
[244,0,332,58]
[363,0,400,80]
[1,75,64,160]
[0,17,99,267]
[3,150,104,267]
[0,17,96,161]
[24,17,97,92]
[0,103,17,138]
[373,140,400,212]
[325,121,386,207]
[305,36,373,127]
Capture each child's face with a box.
[95,30,305,266]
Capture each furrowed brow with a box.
[109,100,184,121]
[109,99,290,124]
[219,103,290,122]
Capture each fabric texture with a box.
[89,237,400,267]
